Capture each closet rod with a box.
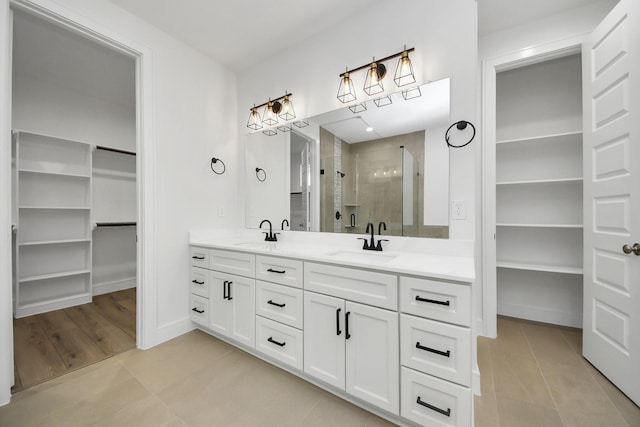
[96,145,136,156]
[95,222,137,227]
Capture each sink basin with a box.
[327,250,397,263]
[232,241,275,250]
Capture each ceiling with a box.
[105,1,612,72]
[108,0,382,72]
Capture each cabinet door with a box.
[345,301,399,415]
[209,272,232,336]
[228,275,255,348]
[304,291,345,389]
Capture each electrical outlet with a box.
[218,207,225,217]
[451,200,466,220]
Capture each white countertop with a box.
[189,229,475,283]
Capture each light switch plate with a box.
[451,200,466,220]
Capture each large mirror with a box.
[245,78,451,238]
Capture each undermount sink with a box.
[326,250,397,263]
[232,241,276,250]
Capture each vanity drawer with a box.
[210,249,255,278]
[255,316,303,370]
[401,314,470,386]
[401,367,471,427]
[190,246,209,268]
[190,267,209,297]
[256,281,303,329]
[400,277,471,327]
[190,294,208,327]
[256,255,303,288]
[304,262,397,310]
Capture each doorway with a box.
[8,6,140,393]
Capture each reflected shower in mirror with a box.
[245,78,451,238]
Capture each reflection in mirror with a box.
[245,78,451,238]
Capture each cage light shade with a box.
[279,95,296,121]
[247,107,263,130]
[337,72,357,103]
[394,50,416,87]
[363,62,384,96]
[262,100,279,126]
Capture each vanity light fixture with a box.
[402,86,422,100]
[293,119,309,128]
[337,46,415,103]
[246,93,296,133]
[348,103,367,114]
[394,46,416,87]
[373,95,392,107]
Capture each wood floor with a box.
[12,288,136,392]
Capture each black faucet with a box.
[281,219,289,230]
[259,219,278,242]
[357,221,388,251]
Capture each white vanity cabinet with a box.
[188,242,474,426]
[303,263,399,416]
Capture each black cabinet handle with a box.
[192,307,204,314]
[192,255,205,260]
[416,342,451,357]
[267,268,286,274]
[227,281,233,300]
[345,311,351,340]
[223,280,228,299]
[267,300,286,308]
[192,280,204,285]
[415,295,450,306]
[267,337,286,347]
[336,308,342,336]
[417,396,451,417]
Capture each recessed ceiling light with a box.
[366,127,373,132]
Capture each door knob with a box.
[622,243,640,256]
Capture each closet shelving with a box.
[495,53,583,327]
[14,130,93,317]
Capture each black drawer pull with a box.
[336,308,342,336]
[267,268,286,274]
[417,396,451,417]
[267,337,286,347]
[223,280,228,299]
[416,342,451,357]
[192,307,204,314]
[192,280,204,285]
[345,311,351,340]
[267,300,286,308]
[415,295,450,306]
[227,281,233,300]
[192,255,205,260]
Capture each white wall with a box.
[237,0,478,241]
[0,0,242,404]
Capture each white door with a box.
[209,271,232,336]
[228,276,255,348]
[303,291,345,389]
[345,301,399,415]
[583,0,640,405]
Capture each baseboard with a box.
[498,302,582,328]
[93,278,136,296]
[155,316,195,345]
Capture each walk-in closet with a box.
[10,10,137,391]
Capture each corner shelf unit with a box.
[494,53,584,328]
[13,130,93,318]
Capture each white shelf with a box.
[19,206,90,210]
[496,130,582,145]
[18,169,90,179]
[19,238,90,246]
[496,177,582,186]
[19,269,91,284]
[497,223,583,229]
[497,261,583,275]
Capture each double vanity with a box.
[189,229,475,426]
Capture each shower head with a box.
[337,171,346,178]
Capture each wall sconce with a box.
[337,46,415,103]
[246,93,297,134]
